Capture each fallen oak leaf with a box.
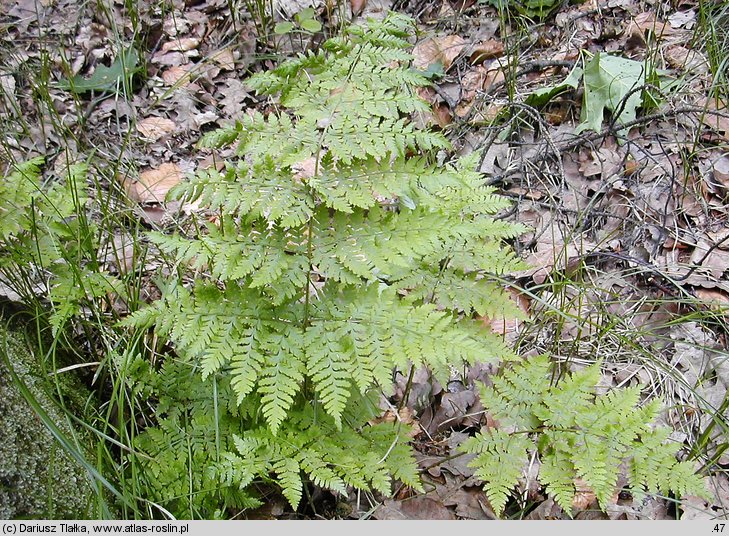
[572,478,597,511]
[696,98,729,142]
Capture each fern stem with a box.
[396,365,415,413]
[302,216,315,330]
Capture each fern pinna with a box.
[123,13,525,516]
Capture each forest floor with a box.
[1,0,728,520]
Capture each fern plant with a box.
[0,158,121,334]
[460,355,707,517]
[123,13,526,516]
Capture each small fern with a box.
[123,13,525,514]
[0,160,121,334]
[460,355,707,517]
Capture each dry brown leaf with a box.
[579,147,624,178]
[455,65,503,117]
[152,51,187,66]
[414,86,452,128]
[691,239,729,278]
[695,288,729,320]
[133,163,183,204]
[160,37,200,53]
[519,239,596,285]
[412,35,466,71]
[665,45,709,73]
[470,103,503,125]
[697,98,729,142]
[374,497,456,520]
[681,474,729,519]
[136,117,177,141]
[432,102,453,127]
[630,12,675,39]
[291,156,318,182]
[210,48,235,70]
[161,65,193,86]
[350,0,366,16]
[713,154,729,191]
[469,39,504,64]
[482,287,530,342]
[571,478,597,511]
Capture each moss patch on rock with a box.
[0,321,93,518]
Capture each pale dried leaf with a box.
[374,497,455,520]
[691,240,729,278]
[134,163,184,204]
[161,65,193,86]
[713,154,729,190]
[630,12,675,39]
[469,39,504,64]
[412,35,467,71]
[137,117,177,141]
[350,0,366,16]
[482,287,530,342]
[152,51,187,66]
[161,37,200,53]
[571,478,597,511]
[210,48,235,70]
[665,45,709,74]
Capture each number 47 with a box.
[714,524,726,533]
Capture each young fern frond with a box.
[0,159,121,334]
[462,356,708,517]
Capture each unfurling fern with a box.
[123,13,525,515]
[460,356,707,517]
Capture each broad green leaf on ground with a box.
[576,52,653,134]
[515,0,562,19]
[59,47,139,94]
[525,65,583,108]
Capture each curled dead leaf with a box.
[665,45,709,73]
[697,98,729,142]
[455,65,503,117]
[160,37,200,53]
[291,156,318,182]
[350,0,366,16]
[629,12,675,40]
[695,288,729,320]
[480,287,530,343]
[370,406,420,437]
[571,478,597,511]
[469,39,504,64]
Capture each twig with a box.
[488,105,729,184]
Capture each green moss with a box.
[0,322,92,518]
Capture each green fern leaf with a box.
[462,429,531,515]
